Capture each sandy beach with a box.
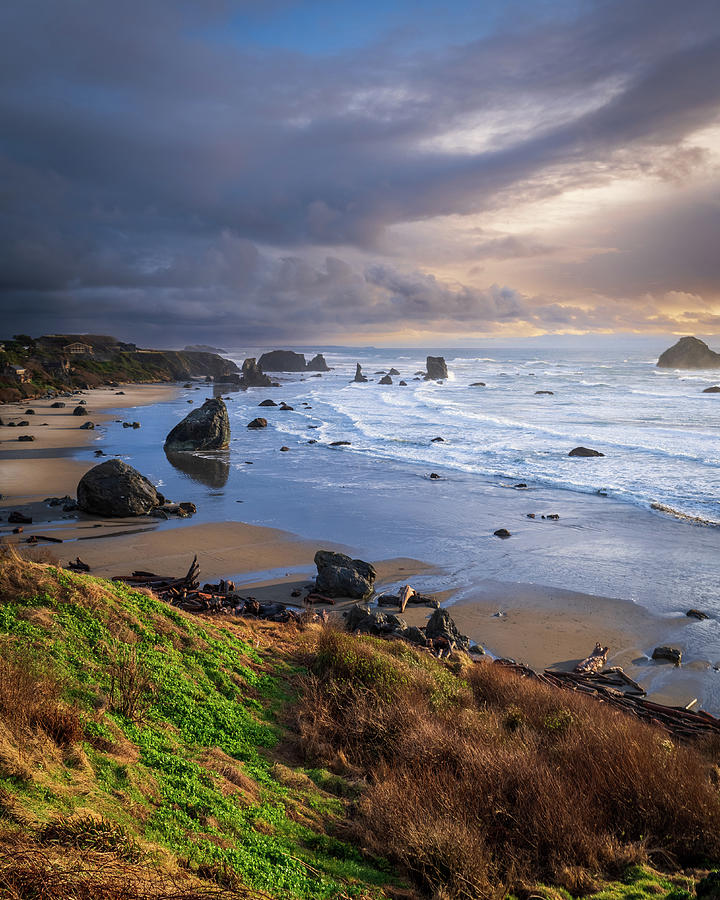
[1,380,715,711]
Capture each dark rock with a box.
[425,356,448,380]
[353,363,368,383]
[426,608,470,652]
[431,437,445,442]
[414,371,425,376]
[388,368,400,376]
[17,435,35,441]
[306,353,330,372]
[79,421,95,429]
[546,513,560,520]
[94,450,104,456]
[279,446,290,451]
[652,646,682,665]
[429,473,440,479]
[239,357,273,387]
[178,502,197,514]
[514,483,527,488]
[63,500,78,511]
[657,336,720,369]
[77,459,160,517]
[8,511,32,524]
[122,422,132,428]
[405,625,427,645]
[330,440,351,446]
[307,439,318,444]
[258,350,307,372]
[17,420,29,426]
[315,550,376,599]
[535,390,554,395]
[247,418,267,429]
[164,398,230,452]
[279,403,294,410]
[50,402,66,408]
[399,380,407,386]
[687,609,709,620]
[72,406,88,416]
[258,399,277,407]
[494,528,511,538]
[470,382,486,387]
[379,375,393,385]
[703,386,720,393]
[527,513,536,518]
[25,409,35,415]
[569,446,604,457]
[7,422,16,427]
[78,400,87,405]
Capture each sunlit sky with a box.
[1,0,719,346]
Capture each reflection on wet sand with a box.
[164,450,230,488]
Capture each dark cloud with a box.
[1,0,719,339]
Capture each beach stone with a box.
[330,440,351,446]
[353,363,368,383]
[379,374,393,385]
[79,421,95,429]
[164,398,230,451]
[17,434,34,441]
[494,528,511,538]
[247,418,267,428]
[17,420,29,426]
[429,472,440,479]
[652,646,682,666]
[425,356,448,380]
[239,357,272,387]
[399,380,407,385]
[657,336,720,369]
[315,550,376,599]
[279,446,290,451]
[306,353,330,372]
[72,405,88,416]
[258,350,307,371]
[279,403,294,410]
[8,511,32,524]
[77,459,160,517]
[471,382,486,386]
[426,608,470,652]
[50,402,65,408]
[535,390,554,395]
[24,409,35,414]
[569,446,604,457]
[686,609,709,620]
[703,386,720,393]
[258,399,277,407]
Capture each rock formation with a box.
[164,398,230,452]
[77,459,160,517]
[425,608,470,652]
[568,446,604,457]
[379,374,393,385]
[425,356,448,380]
[247,417,267,429]
[353,363,368,383]
[657,336,720,369]
[239,358,272,387]
[314,550,376,599]
[306,354,330,372]
[258,350,307,371]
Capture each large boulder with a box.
[657,336,720,369]
[306,353,330,372]
[353,363,368,383]
[426,608,470,652]
[164,398,230,452]
[258,350,307,372]
[239,358,272,387]
[569,446,604,457]
[77,459,160,517]
[425,356,448,380]
[379,374,393,385]
[314,550,376,599]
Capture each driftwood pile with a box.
[108,555,325,624]
[494,656,720,741]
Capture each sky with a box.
[1,0,719,347]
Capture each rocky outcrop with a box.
[306,354,330,372]
[425,608,470,652]
[702,386,720,393]
[354,364,368,383]
[379,374,393,385]
[657,336,720,369]
[652,646,682,666]
[425,356,448,380]
[77,459,160,517]
[247,417,267,429]
[239,358,272,388]
[164,398,230,452]
[314,550,376,599]
[569,446,604,457]
[258,350,307,372]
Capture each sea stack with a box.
[239,358,272,387]
[657,336,720,369]
[425,356,448,380]
[354,363,368,383]
[258,350,307,371]
[164,398,230,451]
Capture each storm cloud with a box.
[1,0,719,343]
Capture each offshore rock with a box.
[247,417,267,429]
[569,446,604,457]
[379,374,393,385]
[425,356,448,380]
[239,358,272,387]
[657,336,720,369]
[258,350,307,371]
[354,363,368,383]
[164,398,230,451]
[77,459,159,517]
[306,354,330,372]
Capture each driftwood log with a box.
[398,584,414,613]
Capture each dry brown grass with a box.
[295,628,720,899]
